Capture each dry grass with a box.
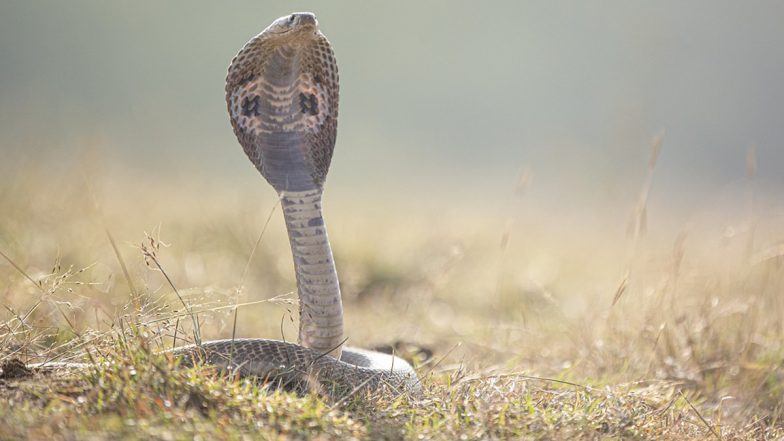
[1,148,783,440]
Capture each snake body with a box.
[23,12,420,397]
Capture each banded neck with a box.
[280,189,344,358]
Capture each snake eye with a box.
[287,14,296,25]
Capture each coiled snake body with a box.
[30,12,419,397]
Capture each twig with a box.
[0,248,44,293]
[105,228,140,312]
[327,373,379,411]
[230,199,280,365]
[420,342,461,377]
[0,248,80,336]
[459,371,595,392]
[143,246,200,345]
[679,390,720,440]
[237,199,280,297]
[141,294,294,326]
[614,131,663,306]
[81,174,141,311]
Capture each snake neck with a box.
[280,189,344,359]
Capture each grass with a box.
[1,145,783,440]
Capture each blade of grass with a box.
[679,390,720,440]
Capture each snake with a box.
[20,12,420,398]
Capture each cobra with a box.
[203,11,420,395]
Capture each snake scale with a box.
[26,12,420,398]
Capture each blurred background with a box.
[1,1,782,211]
[0,1,783,345]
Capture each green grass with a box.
[1,161,783,440]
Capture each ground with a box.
[1,164,783,440]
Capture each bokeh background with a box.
[2,1,783,210]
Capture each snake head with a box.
[226,12,339,192]
[262,12,320,40]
